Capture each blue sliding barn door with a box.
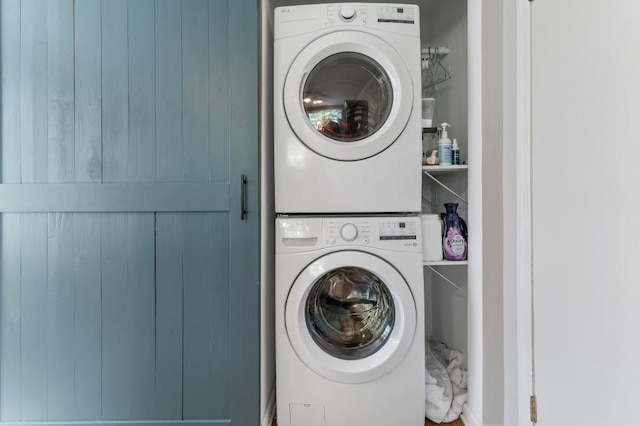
[0,1,259,426]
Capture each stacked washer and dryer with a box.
[274,4,425,426]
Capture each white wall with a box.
[528,1,640,424]
[500,0,519,424]
[481,1,504,424]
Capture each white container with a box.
[422,98,435,128]
[421,214,444,261]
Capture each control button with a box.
[340,223,358,242]
[329,238,336,245]
[339,6,356,21]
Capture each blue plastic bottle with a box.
[441,203,468,261]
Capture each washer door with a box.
[283,31,414,161]
[285,251,417,384]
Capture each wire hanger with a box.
[421,46,451,91]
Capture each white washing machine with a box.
[276,216,425,426]
[274,3,422,214]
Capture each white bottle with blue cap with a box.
[437,123,452,165]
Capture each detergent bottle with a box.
[441,203,467,261]
[437,123,452,165]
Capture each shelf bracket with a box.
[423,171,468,204]
[425,264,466,292]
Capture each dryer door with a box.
[283,31,414,161]
[285,251,417,384]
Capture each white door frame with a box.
[515,0,534,425]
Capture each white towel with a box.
[425,341,468,424]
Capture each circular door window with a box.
[306,267,394,360]
[283,31,414,161]
[285,251,417,384]
[303,53,393,143]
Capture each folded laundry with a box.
[425,341,468,423]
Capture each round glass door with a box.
[283,31,414,161]
[285,251,416,384]
[303,53,393,143]
[306,267,394,360]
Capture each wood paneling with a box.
[155,0,183,183]
[155,213,184,420]
[182,0,210,183]
[74,0,102,183]
[0,0,22,183]
[0,0,258,423]
[72,214,102,420]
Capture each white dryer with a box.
[274,4,422,214]
[275,216,425,426]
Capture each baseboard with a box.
[260,385,276,426]
[460,403,482,426]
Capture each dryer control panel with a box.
[275,3,419,39]
[324,3,417,27]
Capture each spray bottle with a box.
[452,138,460,165]
[437,123,452,165]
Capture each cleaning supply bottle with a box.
[441,203,467,261]
[452,138,460,165]
[437,123,452,165]
[426,150,439,165]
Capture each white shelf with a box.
[424,260,468,266]
[422,165,468,173]
[422,165,468,204]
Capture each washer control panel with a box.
[326,220,371,246]
[277,217,421,253]
[322,217,420,252]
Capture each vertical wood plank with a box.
[73,213,102,420]
[182,0,210,183]
[101,0,128,183]
[46,213,75,420]
[74,0,102,183]
[47,0,75,183]
[183,213,215,419]
[20,213,48,420]
[101,213,156,420]
[155,213,183,419]
[155,0,183,183]
[124,213,156,419]
[128,0,156,183]
[1,0,22,183]
[208,214,230,418]
[209,1,229,184]
[228,0,261,423]
[0,2,22,418]
[101,213,130,419]
[20,0,49,183]
[0,214,22,421]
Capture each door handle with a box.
[240,174,248,220]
